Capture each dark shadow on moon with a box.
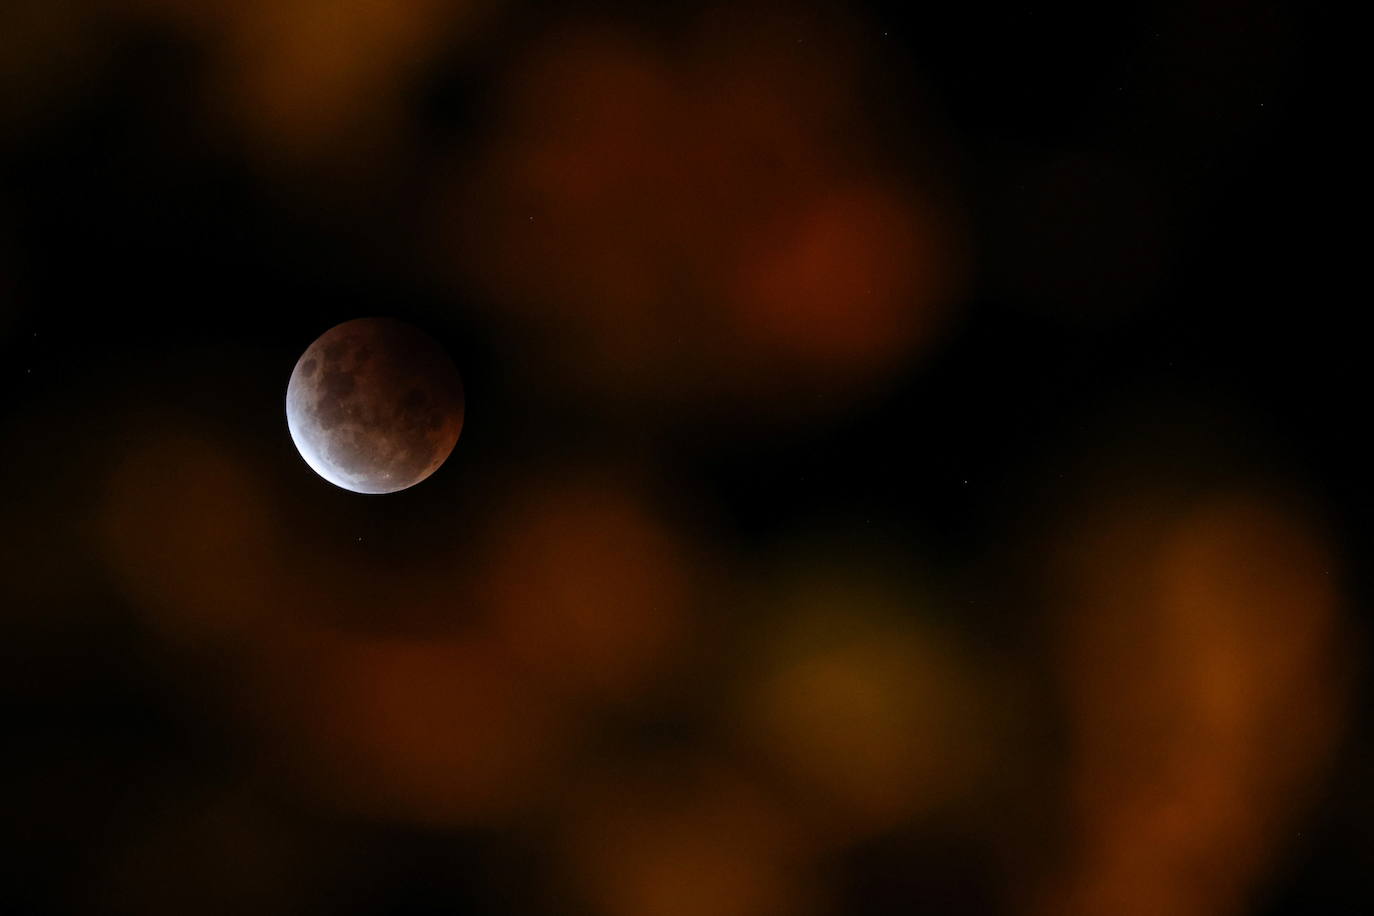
[286,318,464,494]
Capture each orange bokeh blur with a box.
[98,420,283,645]
[1041,484,1347,916]
[480,472,695,703]
[94,416,705,828]
[559,758,818,916]
[124,0,489,165]
[437,11,966,415]
[731,560,998,843]
[243,625,577,826]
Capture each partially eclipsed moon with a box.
[286,318,464,494]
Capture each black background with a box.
[1,2,1362,914]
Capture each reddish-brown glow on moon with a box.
[286,318,464,493]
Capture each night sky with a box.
[1,2,1364,915]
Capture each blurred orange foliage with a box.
[1043,487,1347,916]
[481,473,694,702]
[439,11,966,415]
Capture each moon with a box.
[286,318,464,494]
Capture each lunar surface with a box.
[286,318,464,494]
